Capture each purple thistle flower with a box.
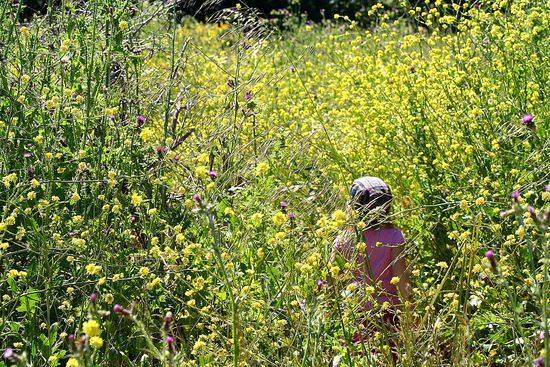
[2,348,14,360]
[534,357,544,367]
[287,212,296,220]
[316,280,326,291]
[208,170,217,177]
[193,194,201,203]
[540,330,545,341]
[546,184,550,192]
[280,201,288,209]
[68,334,76,351]
[166,336,175,353]
[113,304,130,316]
[156,146,167,155]
[136,115,146,127]
[522,114,534,126]
[90,293,97,304]
[245,91,253,101]
[510,190,520,202]
[485,250,497,270]
[23,152,31,158]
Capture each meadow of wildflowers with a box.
[1,0,549,366]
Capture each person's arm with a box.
[391,243,411,301]
[327,227,355,285]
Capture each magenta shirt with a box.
[334,225,405,309]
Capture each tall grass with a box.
[0,0,549,366]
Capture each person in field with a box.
[330,176,411,361]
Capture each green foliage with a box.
[1,0,550,366]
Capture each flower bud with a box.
[136,115,146,127]
[164,311,173,330]
[521,114,534,126]
[485,250,497,270]
[2,348,15,361]
[166,336,175,353]
[113,304,130,316]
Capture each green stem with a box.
[163,2,177,139]
[84,0,99,149]
[541,226,549,366]
[207,212,240,367]
[518,211,537,281]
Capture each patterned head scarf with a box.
[349,176,392,213]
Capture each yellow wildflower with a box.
[139,127,155,142]
[331,210,346,225]
[255,161,269,176]
[89,336,104,349]
[272,211,286,225]
[85,263,102,275]
[131,193,143,206]
[82,319,101,337]
[390,276,400,285]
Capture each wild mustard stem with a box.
[207,212,240,367]
[518,212,538,283]
[84,0,99,147]
[163,0,178,140]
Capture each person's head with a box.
[349,176,393,222]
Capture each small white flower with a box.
[469,294,482,307]
[514,337,525,345]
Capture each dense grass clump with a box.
[0,0,549,366]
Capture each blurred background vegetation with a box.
[18,0,451,26]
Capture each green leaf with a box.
[16,288,41,314]
[9,321,20,332]
[334,253,346,270]
[7,277,17,293]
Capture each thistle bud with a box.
[164,311,173,330]
[485,250,497,270]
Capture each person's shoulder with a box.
[379,224,400,232]
[382,225,405,243]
